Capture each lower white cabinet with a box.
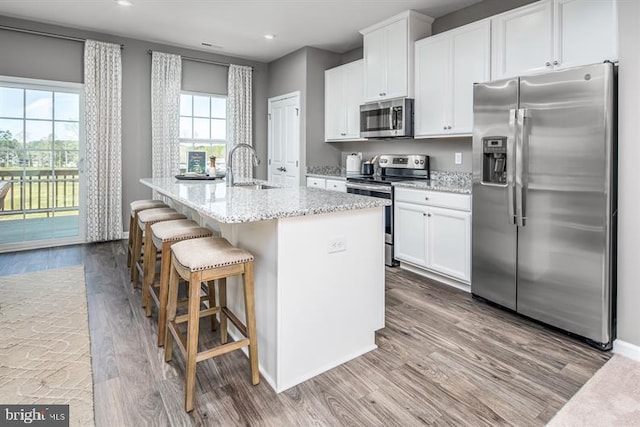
[394,187,471,283]
[306,177,326,189]
[325,179,347,193]
[306,177,347,193]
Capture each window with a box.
[179,92,227,172]
[0,76,84,246]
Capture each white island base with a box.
[195,206,385,392]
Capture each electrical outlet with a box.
[454,152,463,165]
[328,236,347,254]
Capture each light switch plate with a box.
[454,152,462,165]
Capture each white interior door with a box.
[268,92,300,187]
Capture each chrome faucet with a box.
[226,143,260,187]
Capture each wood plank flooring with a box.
[0,242,610,426]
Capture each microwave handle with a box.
[392,107,398,130]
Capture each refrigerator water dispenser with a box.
[482,136,507,184]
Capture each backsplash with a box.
[306,165,343,175]
[430,170,472,186]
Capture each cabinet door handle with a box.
[545,61,551,67]
[425,197,429,200]
[423,213,427,217]
[447,125,452,130]
[443,126,447,130]
[553,60,559,66]
[427,213,431,217]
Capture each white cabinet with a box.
[306,177,346,193]
[394,187,471,283]
[414,19,490,137]
[306,177,325,189]
[325,60,364,141]
[492,0,618,80]
[360,11,433,102]
[553,0,618,70]
[325,179,347,193]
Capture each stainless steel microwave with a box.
[360,98,414,138]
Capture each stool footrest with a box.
[222,307,248,338]
[196,339,250,362]
[175,306,220,324]
[167,321,187,356]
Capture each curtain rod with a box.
[0,25,125,49]
[147,49,253,70]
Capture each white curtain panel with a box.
[227,64,253,180]
[151,51,182,187]
[84,40,123,242]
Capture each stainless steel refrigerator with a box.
[471,62,616,350]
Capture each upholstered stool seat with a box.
[164,236,259,412]
[127,199,167,268]
[131,207,186,288]
[142,219,216,346]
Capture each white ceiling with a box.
[0,0,482,63]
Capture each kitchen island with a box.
[140,177,389,392]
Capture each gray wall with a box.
[0,15,268,232]
[432,0,539,34]
[617,1,640,349]
[267,47,342,174]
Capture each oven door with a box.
[346,182,396,266]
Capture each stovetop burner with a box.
[346,154,430,186]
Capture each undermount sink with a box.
[233,183,279,190]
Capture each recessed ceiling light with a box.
[264,34,275,40]
[116,0,133,6]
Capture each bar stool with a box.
[132,207,186,288]
[127,200,168,268]
[164,236,259,412]
[143,219,215,347]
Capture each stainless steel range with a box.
[346,154,430,266]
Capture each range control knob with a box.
[415,160,419,164]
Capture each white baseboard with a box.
[399,262,471,293]
[613,339,640,361]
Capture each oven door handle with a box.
[346,182,392,194]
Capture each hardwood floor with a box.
[0,242,610,426]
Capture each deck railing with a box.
[0,169,80,217]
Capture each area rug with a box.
[547,354,640,426]
[0,266,95,427]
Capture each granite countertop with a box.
[306,172,348,180]
[140,177,390,224]
[393,180,472,194]
[393,171,472,195]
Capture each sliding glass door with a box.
[0,77,85,249]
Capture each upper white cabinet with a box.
[492,1,553,79]
[414,19,491,138]
[360,10,433,102]
[492,0,618,80]
[325,60,364,141]
[553,0,618,70]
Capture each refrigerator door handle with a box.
[507,109,517,225]
[515,108,529,227]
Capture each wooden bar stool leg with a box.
[142,226,156,310]
[218,278,228,344]
[131,223,143,287]
[243,261,260,385]
[156,242,172,346]
[207,280,217,331]
[164,260,180,363]
[127,213,135,268]
[185,271,203,412]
